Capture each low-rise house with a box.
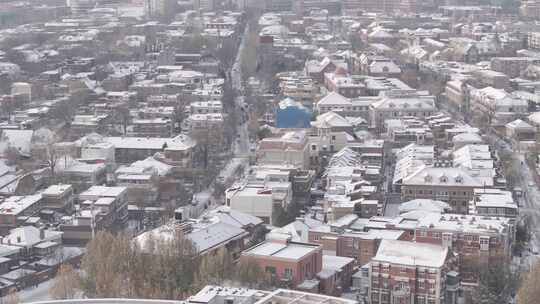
[187,285,358,304]
[398,199,452,214]
[318,255,355,296]
[40,184,74,212]
[128,118,173,138]
[225,179,292,225]
[324,69,365,98]
[70,115,109,139]
[275,98,312,129]
[469,188,518,219]
[452,145,495,187]
[358,54,401,77]
[2,226,62,257]
[189,100,223,114]
[305,57,347,83]
[470,87,528,126]
[506,119,536,151]
[187,113,224,133]
[136,214,252,258]
[114,164,159,206]
[0,195,42,232]
[60,186,128,244]
[241,238,323,289]
[451,132,483,150]
[87,134,196,166]
[57,160,107,194]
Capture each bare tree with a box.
[518,260,540,304]
[80,230,200,299]
[31,128,62,179]
[236,257,265,288]
[4,290,19,304]
[468,260,520,304]
[113,104,131,136]
[49,264,80,299]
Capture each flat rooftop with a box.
[243,241,320,260]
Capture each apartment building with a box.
[400,166,482,214]
[369,240,453,304]
[364,211,514,284]
[369,91,436,133]
[490,57,540,78]
[471,69,509,89]
[528,32,540,49]
[316,92,377,121]
[257,131,310,170]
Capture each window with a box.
[265,266,276,274]
[311,145,317,151]
[284,268,293,279]
[480,237,489,251]
[331,135,336,140]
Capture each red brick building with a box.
[364,211,514,284]
[370,240,456,304]
[308,226,405,266]
[241,239,323,288]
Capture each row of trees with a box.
[50,231,268,300]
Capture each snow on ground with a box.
[16,279,55,303]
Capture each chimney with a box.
[39,227,45,240]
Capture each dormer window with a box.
[424,174,433,182]
[455,175,463,183]
[440,175,448,183]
